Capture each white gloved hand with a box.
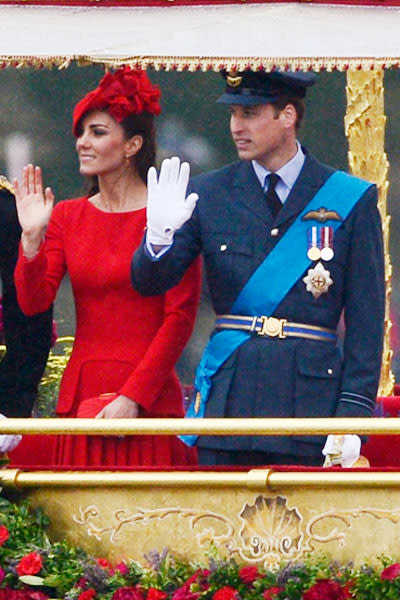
[322,434,361,468]
[0,414,22,453]
[146,156,199,246]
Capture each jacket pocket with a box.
[294,344,342,419]
[202,233,255,307]
[293,344,342,446]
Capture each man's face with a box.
[229,103,295,170]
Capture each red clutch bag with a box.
[76,393,118,418]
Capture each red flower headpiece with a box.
[72,66,161,136]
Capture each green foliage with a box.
[0,494,85,595]
[0,496,50,552]
[34,336,74,418]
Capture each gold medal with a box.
[307,226,321,261]
[307,246,321,261]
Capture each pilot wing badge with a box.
[302,206,342,223]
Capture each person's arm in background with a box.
[0,180,53,419]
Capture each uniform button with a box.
[220,244,227,252]
[271,228,279,237]
[327,368,333,375]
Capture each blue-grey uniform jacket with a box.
[131,151,385,457]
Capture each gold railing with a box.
[2,468,400,489]
[2,418,400,489]
[0,417,399,435]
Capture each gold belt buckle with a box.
[257,316,287,338]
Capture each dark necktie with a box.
[264,173,282,217]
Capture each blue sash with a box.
[180,170,373,446]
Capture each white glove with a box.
[0,414,22,453]
[146,156,199,246]
[322,434,361,468]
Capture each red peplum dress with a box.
[14,197,201,468]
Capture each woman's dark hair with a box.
[84,110,157,196]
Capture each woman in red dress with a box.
[13,67,201,467]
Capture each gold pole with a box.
[3,468,400,489]
[2,417,400,435]
[345,70,394,395]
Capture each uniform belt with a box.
[215,314,337,342]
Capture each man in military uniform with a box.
[131,70,385,467]
[0,177,52,419]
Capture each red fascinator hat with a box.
[72,66,161,136]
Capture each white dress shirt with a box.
[252,142,305,203]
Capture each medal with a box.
[303,261,333,299]
[308,246,321,261]
[320,226,334,261]
[307,226,321,261]
[321,247,334,261]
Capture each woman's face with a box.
[76,110,132,177]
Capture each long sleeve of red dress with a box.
[15,198,202,416]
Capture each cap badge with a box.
[303,261,333,299]
[226,71,243,88]
[302,207,342,223]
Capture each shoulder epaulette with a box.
[0,176,14,195]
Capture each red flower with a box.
[96,557,113,570]
[171,583,200,600]
[147,589,168,600]
[115,562,129,576]
[0,591,14,600]
[0,525,9,546]
[263,586,284,599]
[79,590,97,600]
[0,592,49,600]
[303,579,352,600]
[239,565,260,584]
[381,563,400,580]
[24,592,50,600]
[16,552,43,576]
[112,587,145,600]
[212,587,239,600]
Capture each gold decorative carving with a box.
[72,495,400,567]
[237,496,303,569]
[345,71,393,395]
[24,484,400,566]
[307,507,400,548]
[73,504,235,547]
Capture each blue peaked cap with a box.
[217,69,317,105]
